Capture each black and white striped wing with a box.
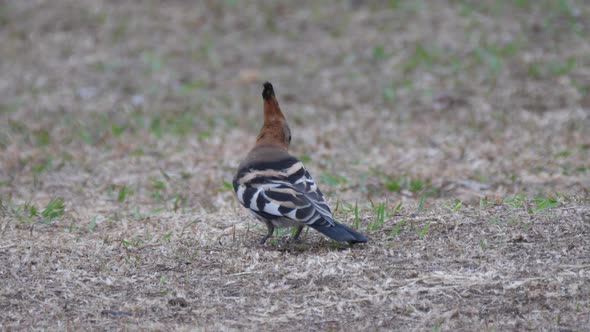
[234,161,335,227]
[289,168,335,225]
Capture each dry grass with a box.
[1,0,590,330]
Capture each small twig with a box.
[0,244,16,250]
[101,309,133,317]
[226,271,262,277]
[559,264,590,269]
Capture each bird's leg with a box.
[259,220,274,245]
[292,225,304,243]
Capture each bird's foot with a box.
[258,221,274,245]
[259,235,271,245]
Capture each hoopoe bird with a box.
[232,82,368,245]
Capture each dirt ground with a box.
[1,0,589,330]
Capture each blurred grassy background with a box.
[1,1,588,222]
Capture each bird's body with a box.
[233,82,368,245]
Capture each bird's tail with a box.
[309,221,368,244]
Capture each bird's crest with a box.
[262,82,275,100]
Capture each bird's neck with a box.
[255,126,288,150]
[255,97,288,149]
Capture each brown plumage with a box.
[255,82,291,150]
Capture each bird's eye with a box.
[288,134,292,143]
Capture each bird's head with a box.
[256,82,291,150]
